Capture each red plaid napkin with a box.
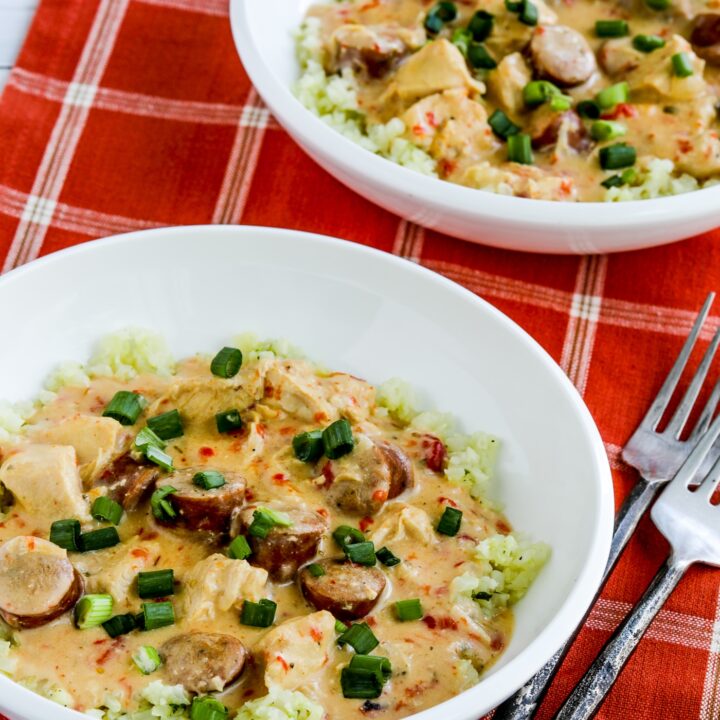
[1,2,720,719]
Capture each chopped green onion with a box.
[424,12,444,33]
[467,42,497,69]
[210,347,243,379]
[240,599,277,628]
[138,569,175,599]
[507,133,533,165]
[632,34,665,52]
[132,645,162,675]
[333,525,365,550]
[451,27,472,55]
[671,52,694,77]
[102,391,146,426]
[335,619,349,634]
[376,546,401,567]
[349,654,392,680]
[646,0,670,9]
[601,174,623,188]
[394,599,424,622]
[134,612,146,630]
[338,622,379,655]
[147,409,184,440]
[322,418,354,459]
[425,1,457,33]
[518,0,538,26]
[341,666,383,699]
[599,142,636,169]
[345,541,377,566]
[151,485,177,521]
[228,535,252,560]
[596,81,629,110]
[595,20,629,37]
[292,430,324,463]
[102,613,137,638]
[215,409,244,434]
[436,506,463,536]
[91,496,123,525]
[601,167,638,188]
[144,445,174,472]
[80,526,120,552]
[190,696,228,720]
[141,601,175,631]
[590,120,627,141]
[193,470,226,490]
[505,0,522,10]
[307,563,326,577]
[134,426,166,452]
[577,100,601,119]
[248,507,293,539]
[75,594,113,629]
[472,590,493,601]
[523,80,562,107]
[468,10,494,40]
[488,109,521,140]
[49,519,81,551]
[549,94,572,112]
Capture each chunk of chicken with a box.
[486,53,532,116]
[0,445,90,528]
[370,504,437,547]
[485,0,558,57]
[260,611,336,692]
[264,360,337,424]
[598,38,643,77]
[180,554,268,624]
[324,372,376,424]
[28,415,129,484]
[461,162,577,201]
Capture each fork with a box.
[555,410,720,719]
[493,292,720,720]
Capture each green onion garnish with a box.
[451,27,472,55]
[590,120,627,141]
[306,563,326,577]
[141,601,175,631]
[228,535,252,560]
[349,654,392,680]
[338,622,380,655]
[49,519,81,551]
[134,426,166,452]
[240,598,277,628]
[601,167,638,189]
[596,82,629,110]
[468,10,494,40]
[646,0,670,9]
[507,133,533,165]
[341,655,392,699]
[595,19,629,37]
[599,142,636,169]
[80,526,120,552]
[144,445,174,472]
[376,546,401,567]
[102,391,146,426]
[549,94,572,112]
[137,569,175,599]
[322,418,354,459]
[671,52,694,77]
[505,0,522,10]
[333,525,365,550]
[335,619,349,634]
[210,346,243,379]
[190,696,228,720]
[193,470,226,490]
[345,541,377,566]
[147,409,184,440]
[488,109,520,140]
[394,598,424,622]
[632,34,665,52]
[132,645,162,675]
[292,430,324,463]
[425,0,457,34]
[215,409,244,434]
[248,507,293,539]
[90,496,123,525]
[102,613,137,638]
[436,506,463,536]
[577,100,601,119]
[518,0,538,26]
[467,42,497,69]
[151,485,177,521]
[75,594,113,629]
[523,80,561,107]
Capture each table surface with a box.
[0,0,36,90]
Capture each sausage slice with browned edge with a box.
[0,536,84,629]
[691,14,720,65]
[97,453,160,511]
[158,467,246,534]
[160,632,248,693]
[529,25,597,87]
[298,558,386,620]
[233,505,328,582]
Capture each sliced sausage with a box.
[528,107,589,152]
[529,25,597,87]
[323,436,414,516]
[97,453,160,511]
[598,38,642,76]
[232,505,328,582]
[159,467,246,534]
[691,14,720,65]
[298,558,386,620]
[160,632,247,694]
[0,536,84,629]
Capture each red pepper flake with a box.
[439,158,457,177]
[412,124,425,137]
[372,489,388,503]
[497,519,512,534]
[425,111,438,128]
[245,488,256,502]
[365,615,377,626]
[422,615,437,629]
[272,472,289,485]
[359,516,374,532]
[321,462,335,487]
[276,655,290,673]
[424,435,446,472]
[313,412,328,423]
[310,627,323,643]
[601,103,637,120]
[316,507,329,517]
[199,446,215,458]
[438,496,459,508]
[677,138,693,153]
[279,426,296,436]
[360,0,380,9]
[256,423,267,438]
[131,548,150,559]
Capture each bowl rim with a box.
[0,224,614,720]
[229,0,720,233]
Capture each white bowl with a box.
[230,0,720,254]
[0,225,613,720]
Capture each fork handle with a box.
[554,555,691,720]
[491,480,660,720]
